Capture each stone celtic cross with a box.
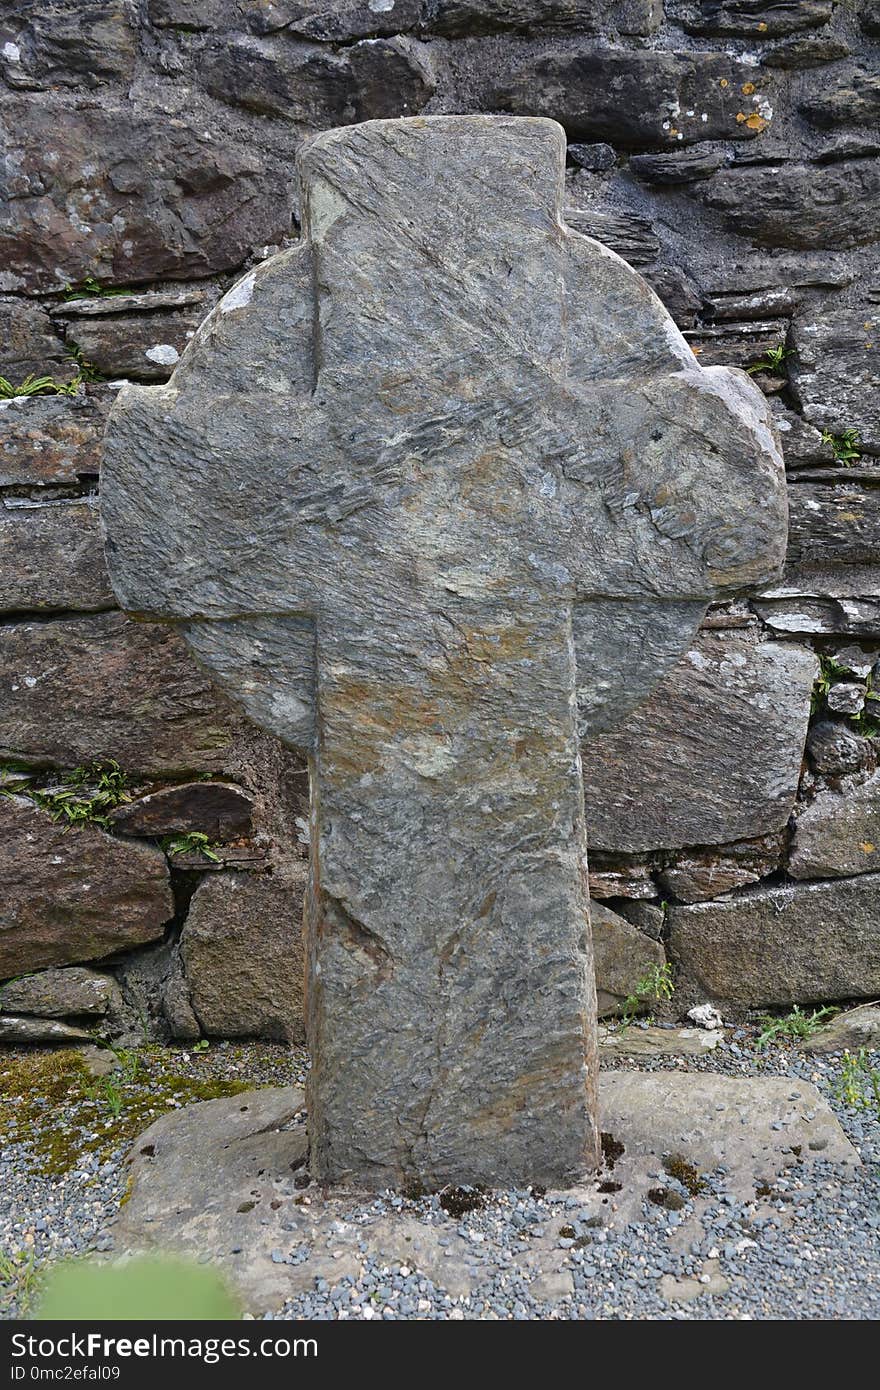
[102,116,786,1190]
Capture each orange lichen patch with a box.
[691,345,703,356]
[329,676,440,733]
[860,842,876,854]
[719,78,729,89]
[376,374,421,415]
[470,1039,587,1136]
[744,114,769,131]
[741,82,756,96]
[458,447,519,514]
[758,20,768,30]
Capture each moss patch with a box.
[662,1151,708,1197]
[0,1048,253,1180]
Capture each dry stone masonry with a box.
[1,0,879,1047]
[101,114,785,1186]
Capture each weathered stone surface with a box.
[0,298,68,380]
[862,1,880,36]
[54,299,214,383]
[598,1023,722,1055]
[150,0,655,41]
[582,632,816,853]
[675,0,834,36]
[108,781,253,839]
[562,207,659,266]
[180,871,305,1042]
[787,483,880,565]
[590,901,666,1017]
[700,598,756,630]
[659,833,783,902]
[705,257,855,295]
[706,287,798,322]
[587,864,656,899]
[0,1016,93,1043]
[0,966,121,1018]
[703,159,880,250]
[144,0,230,26]
[114,1074,855,1312]
[669,875,880,1006]
[613,899,665,938]
[825,680,865,715]
[599,1071,857,1211]
[761,34,850,66]
[754,589,880,636]
[804,1004,880,1053]
[284,1,424,40]
[629,148,728,185]
[203,35,436,124]
[111,937,200,1044]
[642,267,702,328]
[164,841,268,871]
[789,305,880,453]
[830,643,880,679]
[0,96,294,292]
[0,499,112,613]
[0,393,109,486]
[426,1,660,34]
[0,1,138,89]
[0,611,246,775]
[801,67,880,128]
[790,771,880,879]
[491,50,775,147]
[684,319,789,373]
[770,400,833,468]
[161,958,202,1042]
[0,796,172,977]
[102,117,786,1189]
[567,142,617,172]
[148,0,423,36]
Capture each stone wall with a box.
[1,0,879,1039]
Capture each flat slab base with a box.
[598,1025,723,1056]
[114,1072,858,1315]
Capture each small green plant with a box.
[834,1048,880,1116]
[0,763,34,796]
[746,344,791,376]
[29,761,130,828]
[64,342,103,383]
[192,1039,210,1053]
[849,708,880,736]
[161,831,222,863]
[822,428,861,464]
[83,1050,141,1117]
[621,961,675,1025]
[0,1247,40,1316]
[756,1004,837,1049]
[0,373,80,399]
[103,1047,141,1083]
[85,1075,125,1118]
[62,276,127,301]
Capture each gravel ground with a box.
[0,1041,305,1318]
[1,1029,877,1321]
